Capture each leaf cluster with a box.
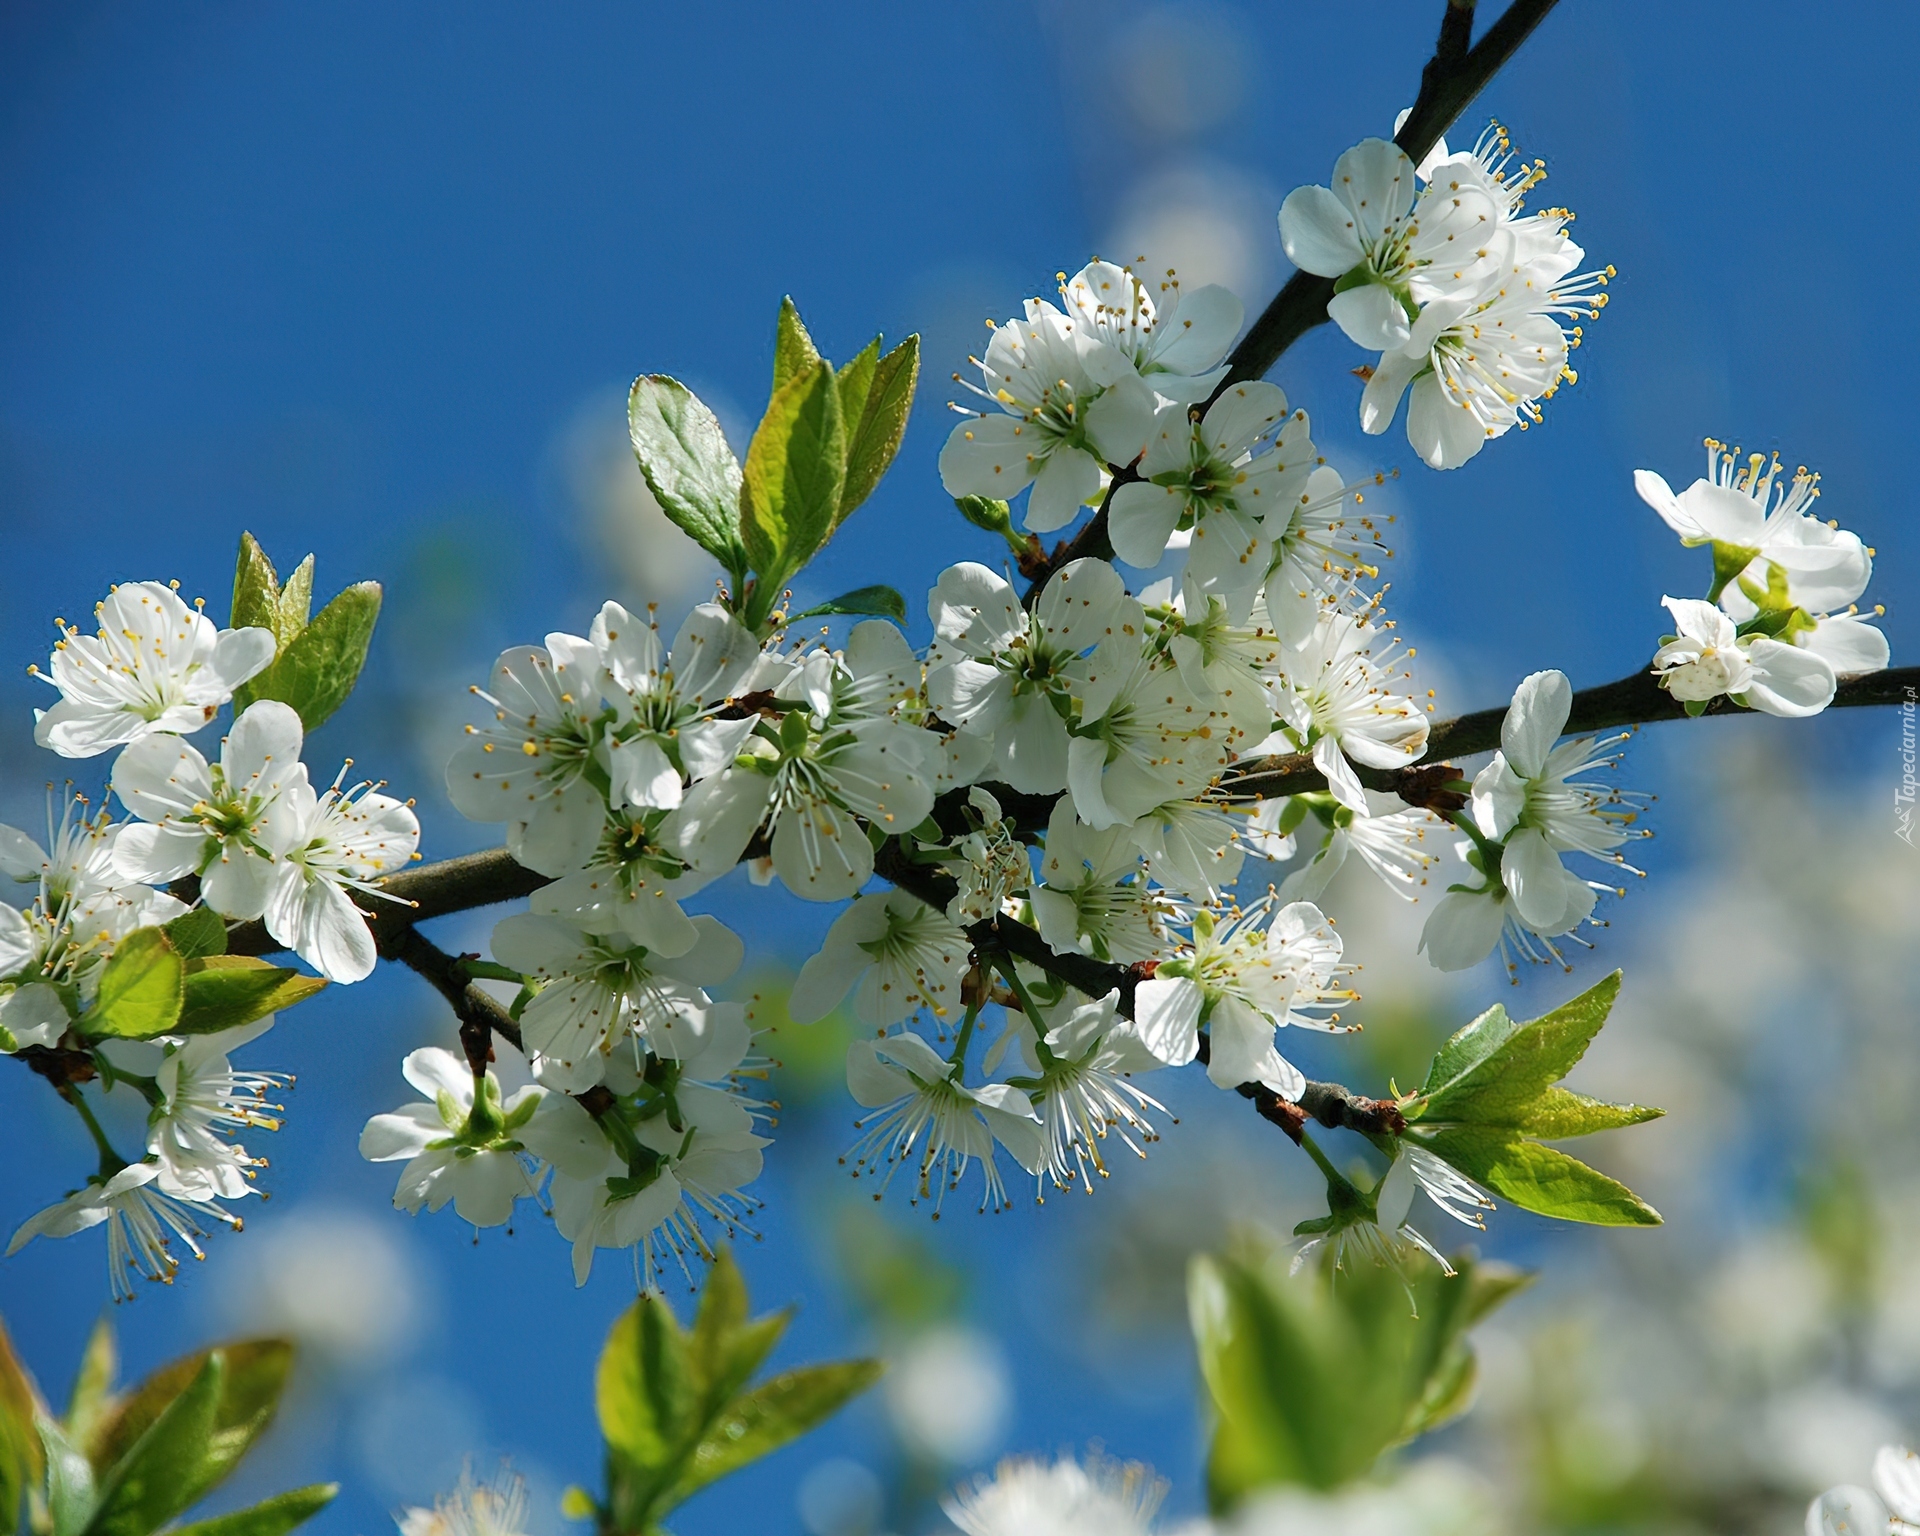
[0,1316,333,1536]
[82,918,325,1042]
[1189,1247,1529,1507]
[591,1251,881,1535]
[231,534,382,731]
[1400,972,1663,1226]
[627,299,918,633]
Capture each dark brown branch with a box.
[1021,0,1563,596]
[386,926,524,1065]
[1221,665,1920,805]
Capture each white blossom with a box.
[1133,897,1354,1097]
[1278,800,1437,904]
[943,787,1030,924]
[1261,464,1391,647]
[1652,596,1836,718]
[488,911,743,1092]
[445,637,606,876]
[939,292,1159,534]
[1266,609,1428,814]
[1069,639,1235,831]
[1637,440,1872,614]
[358,1047,543,1228]
[30,582,275,759]
[1024,989,1167,1195]
[843,1031,1042,1213]
[592,600,761,811]
[928,558,1142,795]
[1108,383,1312,617]
[6,1161,240,1301]
[264,769,419,984]
[1807,1445,1920,1536]
[149,1019,287,1201]
[1278,137,1504,352]
[945,1453,1165,1536]
[789,890,972,1029]
[1055,259,1242,405]
[1032,799,1176,965]
[111,699,309,920]
[527,804,706,958]
[397,1466,531,1536]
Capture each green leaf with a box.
[37,1417,95,1536]
[773,297,824,396]
[1517,1086,1664,1139]
[87,1341,293,1507]
[239,582,382,732]
[86,1355,225,1536]
[0,1321,44,1536]
[628,375,749,579]
[163,910,228,962]
[690,1253,788,1413]
[63,1319,115,1451]
[83,930,184,1040]
[1414,972,1622,1125]
[599,1297,698,1497]
[1189,1249,1528,1510]
[740,359,846,608]
[176,958,327,1037]
[791,586,907,624]
[1418,1127,1662,1226]
[169,1485,337,1536]
[230,535,283,641]
[673,1361,883,1502]
[837,334,918,522]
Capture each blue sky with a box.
[1,2,1913,1531]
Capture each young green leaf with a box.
[740,359,845,614]
[62,1319,115,1451]
[672,1361,883,1502]
[230,535,284,641]
[163,909,228,962]
[86,1340,293,1506]
[1414,972,1623,1125]
[176,959,327,1037]
[773,297,824,395]
[837,334,918,522]
[36,1417,95,1536]
[1416,1127,1662,1226]
[689,1251,788,1411]
[1517,1085,1664,1139]
[238,582,382,732]
[83,929,184,1040]
[168,1484,338,1536]
[86,1355,225,1536]
[628,375,749,580]
[790,586,907,624]
[596,1297,696,1496]
[0,1321,43,1536]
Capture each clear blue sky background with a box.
[1,2,1913,1532]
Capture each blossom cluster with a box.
[1641,438,1889,716]
[5,580,418,1296]
[1281,120,1611,469]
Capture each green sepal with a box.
[791,586,907,624]
[162,909,228,961]
[82,930,184,1040]
[954,495,1013,534]
[174,958,327,1036]
[627,375,751,583]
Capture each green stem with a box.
[990,957,1055,1067]
[1297,1129,1346,1190]
[62,1086,129,1180]
[947,994,983,1072]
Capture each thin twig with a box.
[387,927,525,1064]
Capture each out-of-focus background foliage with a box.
[2,2,1915,1532]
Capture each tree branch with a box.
[1021,0,1563,595]
[385,926,525,1067]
